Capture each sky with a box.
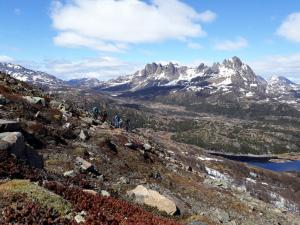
[0,0,300,82]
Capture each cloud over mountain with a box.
[51,0,216,52]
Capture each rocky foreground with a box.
[1,72,300,225]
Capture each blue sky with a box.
[0,0,300,81]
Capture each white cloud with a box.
[277,12,300,43]
[0,55,14,62]
[214,37,248,51]
[250,53,300,82]
[51,0,216,52]
[187,42,203,50]
[53,32,128,52]
[43,56,141,80]
[198,10,217,23]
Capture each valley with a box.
[1,57,300,224]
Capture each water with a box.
[247,160,300,172]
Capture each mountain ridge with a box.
[1,58,300,105]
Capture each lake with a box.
[247,160,300,172]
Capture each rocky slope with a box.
[1,71,300,224]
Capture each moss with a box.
[0,179,72,215]
[73,146,88,157]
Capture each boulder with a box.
[143,143,152,151]
[74,212,86,224]
[75,157,93,171]
[23,96,45,106]
[0,119,20,132]
[119,176,130,184]
[79,130,89,141]
[101,190,110,197]
[127,185,178,215]
[0,132,25,158]
[63,170,75,177]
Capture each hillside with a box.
[1,71,300,224]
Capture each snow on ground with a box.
[245,92,254,97]
[205,167,232,182]
[198,156,222,162]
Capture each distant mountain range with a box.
[1,57,300,105]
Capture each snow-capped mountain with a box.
[267,76,299,95]
[95,56,300,104]
[1,58,299,105]
[0,62,66,89]
[98,57,265,95]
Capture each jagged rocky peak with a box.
[222,56,243,69]
[165,62,177,76]
[196,63,207,73]
[144,63,158,74]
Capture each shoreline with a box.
[206,150,300,163]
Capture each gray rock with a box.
[74,214,85,224]
[143,143,152,151]
[101,190,110,197]
[79,129,89,141]
[119,176,130,184]
[0,132,25,158]
[23,96,45,106]
[0,119,20,132]
[127,185,178,215]
[75,157,93,171]
[63,123,71,129]
[97,175,104,182]
[63,170,75,177]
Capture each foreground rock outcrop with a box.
[127,185,178,215]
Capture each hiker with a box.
[92,106,99,120]
[114,113,121,128]
[125,118,130,132]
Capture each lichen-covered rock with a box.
[75,157,93,171]
[0,132,25,158]
[127,185,178,215]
